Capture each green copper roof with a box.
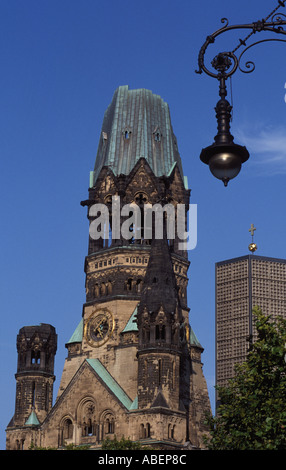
[122,305,138,333]
[25,410,40,426]
[66,318,83,344]
[129,396,138,410]
[86,358,133,410]
[189,327,202,348]
[92,85,184,185]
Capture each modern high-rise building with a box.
[6,86,211,450]
[216,254,286,389]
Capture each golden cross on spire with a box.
[248,223,257,253]
[249,223,256,238]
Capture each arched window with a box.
[139,423,145,439]
[155,325,160,340]
[80,399,96,438]
[139,423,151,439]
[15,439,25,450]
[155,324,165,341]
[94,284,99,297]
[31,350,40,364]
[168,423,175,439]
[100,283,106,296]
[87,418,93,436]
[136,279,143,292]
[63,418,73,440]
[146,423,151,437]
[106,416,114,433]
[123,127,132,140]
[143,327,150,342]
[102,411,115,436]
[125,278,133,291]
[107,281,112,295]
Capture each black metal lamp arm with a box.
[196,1,286,79]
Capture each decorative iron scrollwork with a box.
[196,0,286,80]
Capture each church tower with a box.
[6,324,57,450]
[14,324,57,426]
[6,86,211,450]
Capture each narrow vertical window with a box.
[146,423,151,437]
[158,359,162,385]
[87,418,93,436]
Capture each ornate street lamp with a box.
[196,1,286,186]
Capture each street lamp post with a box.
[196,0,286,186]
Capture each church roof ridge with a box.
[86,358,133,410]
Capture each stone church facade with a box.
[6,86,211,450]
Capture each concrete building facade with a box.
[216,254,286,389]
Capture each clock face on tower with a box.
[84,309,114,348]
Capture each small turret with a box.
[13,324,57,426]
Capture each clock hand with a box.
[95,325,104,338]
[93,318,104,331]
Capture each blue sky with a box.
[1,0,286,449]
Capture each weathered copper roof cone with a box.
[92,85,184,184]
